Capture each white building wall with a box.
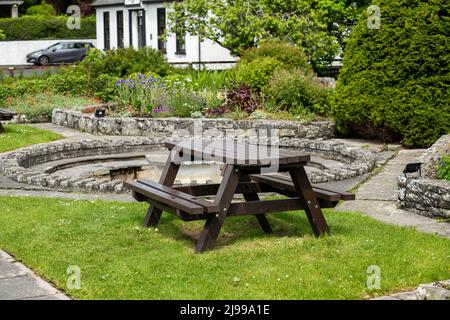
[96,6,130,50]
[95,3,236,69]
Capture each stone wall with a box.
[0,136,379,195]
[52,109,335,140]
[398,176,450,219]
[398,134,450,219]
[420,134,450,178]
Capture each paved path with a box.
[0,250,68,300]
[337,149,450,238]
[0,123,91,300]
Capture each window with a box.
[103,12,110,50]
[117,11,124,48]
[157,8,166,53]
[47,42,64,51]
[175,21,186,55]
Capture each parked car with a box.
[26,41,95,66]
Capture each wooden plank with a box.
[125,180,205,215]
[165,140,310,166]
[195,164,240,253]
[145,199,209,221]
[239,174,272,234]
[270,174,355,200]
[312,185,355,200]
[250,174,342,202]
[137,179,219,213]
[142,156,180,226]
[289,167,329,236]
[227,198,304,216]
[271,174,355,200]
[174,182,273,196]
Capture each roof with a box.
[91,0,124,7]
[91,0,174,7]
[0,1,24,5]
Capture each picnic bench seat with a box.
[250,174,355,202]
[126,174,354,222]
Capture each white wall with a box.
[0,39,97,66]
[96,6,130,50]
[96,4,237,69]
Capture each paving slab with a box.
[0,249,69,300]
[356,149,424,201]
[337,200,450,238]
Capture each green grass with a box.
[0,124,63,153]
[0,196,449,300]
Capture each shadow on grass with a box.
[133,209,336,251]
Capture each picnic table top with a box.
[165,140,310,166]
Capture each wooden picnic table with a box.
[125,139,354,253]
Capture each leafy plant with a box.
[0,15,95,40]
[165,90,205,118]
[6,93,97,119]
[236,57,282,91]
[264,68,331,116]
[77,47,170,79]
[115,74,167,115]
[240,40,312,73]
[26,1,56,16]
[437,155,450,181]
[224,83,260,114]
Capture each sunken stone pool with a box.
[0,136,382,194]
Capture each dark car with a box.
[26,41,95,66]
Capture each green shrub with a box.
[26,2,56,16]
[0,29,5,40]
[332,0,450,147]
[240,39,312,73]
[0,15,95,40]
[78,47,170,79]
[437,155,450,181]
[236,57,283,91]
[165,91,205,118]
[264,69,331,116]
[0,79,49,107]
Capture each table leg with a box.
[0,122,4,133]
[288,167,329,236]
[239,174,272,234]
[195,164,239,253]
[143,154,180,227]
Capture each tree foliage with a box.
[332,0,450,148]
[168,0,371,70]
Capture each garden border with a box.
[398,135,450,219]
[0,137,378,194]
[52,109,336,139]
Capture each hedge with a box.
[0,15,96,40]
[332,0,450,148]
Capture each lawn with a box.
[0,196,449,300]
[0,124,63,153]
